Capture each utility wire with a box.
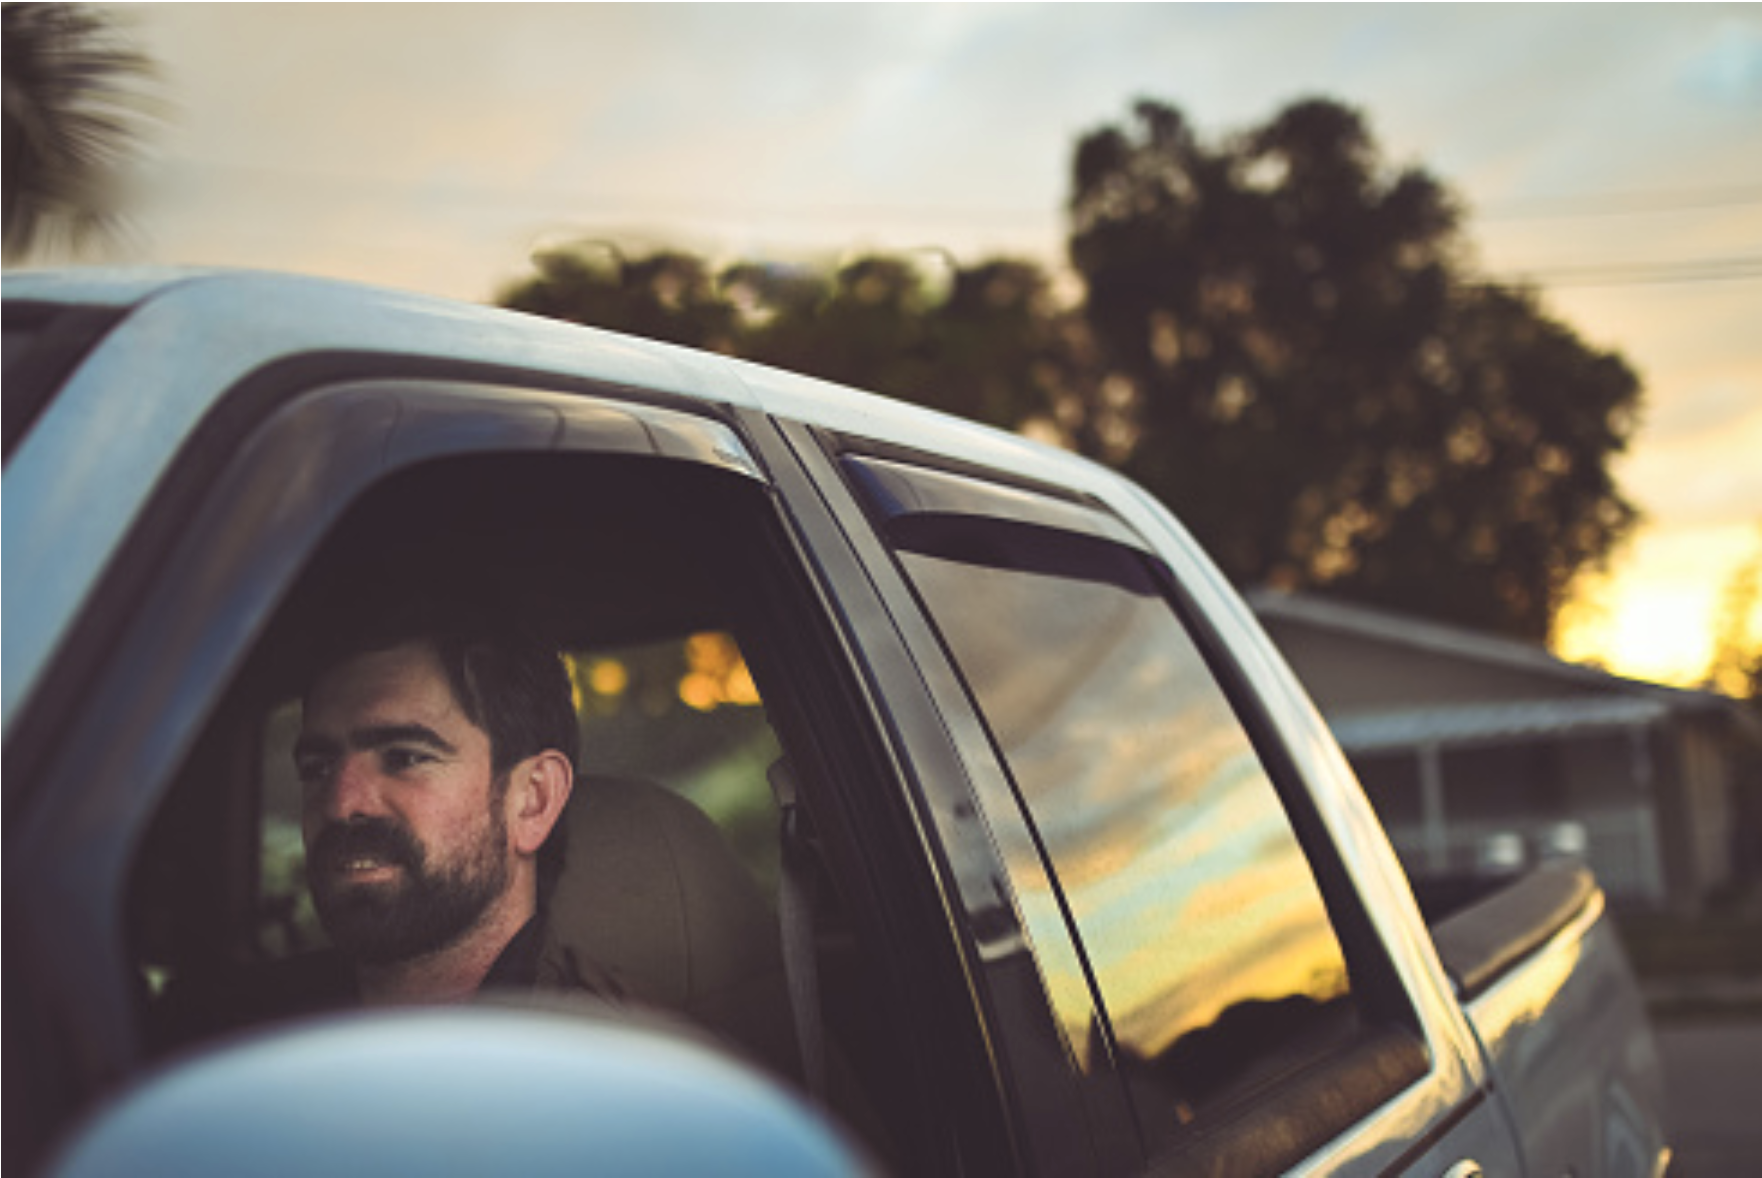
[1476,183,1762,221]
[168,156,1762,230]
[154,157,1762,287]
[1490,254,1762,289]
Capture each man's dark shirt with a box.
[146,917,602,1057]
[481,915,544,989]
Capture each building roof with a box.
[1330,696,1673,755]
[1246,587,1726,712]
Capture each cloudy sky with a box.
[78,4,1762,686]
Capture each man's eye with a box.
[383,748,433,773]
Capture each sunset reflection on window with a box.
[896,526,1357,1135]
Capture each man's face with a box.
[294,640,513,965]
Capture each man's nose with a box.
[319,754,386,822]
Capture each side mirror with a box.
[51,1006,867,1177]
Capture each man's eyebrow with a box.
[350,724,460,756]
[292,725,460,760]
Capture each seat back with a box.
[540,775,798,1079]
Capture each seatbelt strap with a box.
[768,757,827,1101]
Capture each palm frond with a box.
[3,2,158,261]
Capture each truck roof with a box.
[4,266,1101,483]
[2,267,1131,732]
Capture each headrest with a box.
[541,775,796,1077]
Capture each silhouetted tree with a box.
[1706,532,1762,700]
[740,254,935,393]
[737,253,1096,438]
[502,245,739,352]
[1703,533,1762,893]
[921,258,1108,448]
[499,96,1641,643]
[500,246,1098,440]
[2,2,155,261]
[1068,97,1641,641]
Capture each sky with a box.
[58,4,1762,688]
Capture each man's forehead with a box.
[305,640,467,726]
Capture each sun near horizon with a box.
[1557,588,1715,689]
[1554,525,1761,693]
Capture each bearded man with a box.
[292,606,583,1005]
[149,602,618,1049]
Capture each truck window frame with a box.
[1,299,128,461]
[3,371,993,1175]
[763,417,1149,1175]
[832,444,1432,1173]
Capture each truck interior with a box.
[122,452,943,1171]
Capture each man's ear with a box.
[508,750,574,857]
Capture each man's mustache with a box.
[308,817,424,879]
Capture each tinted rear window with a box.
[2,302,125,461]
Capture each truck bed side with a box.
[1423,864,1670,1178]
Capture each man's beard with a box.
[307,802,510,967]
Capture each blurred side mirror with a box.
[50,1005,867,1177]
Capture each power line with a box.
[172,156,1762,233]
[161,157,1058,229]
[1487,254,1762,289]
[156,157,1762,287]
[1476,183,1762,221]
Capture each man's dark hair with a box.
[428,624,581,779]
[305,594,580,897]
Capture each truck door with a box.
[7,374,1003,1177]
[778,428,1529,1178]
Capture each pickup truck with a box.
[4,269,1669,1177]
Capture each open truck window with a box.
[130,453,791,1057]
